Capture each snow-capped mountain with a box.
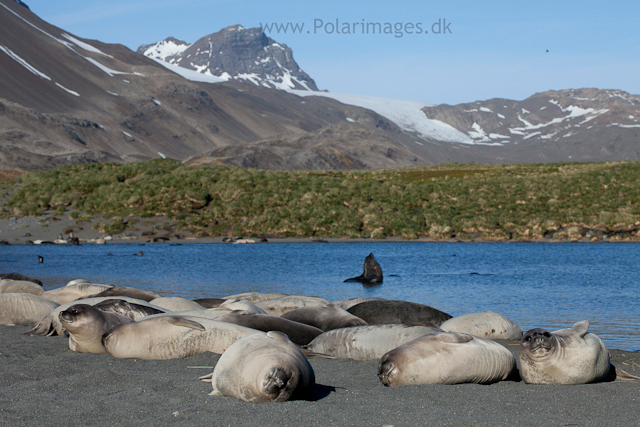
[424,88,640,147]
[138,25,318,91]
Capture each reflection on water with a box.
[1,242,639,351]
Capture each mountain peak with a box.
[12,0,29,9]
[138,25,318,91]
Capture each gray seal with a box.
[344,253,383,283]
[304,324,442,361]
[0,293,59,326]
[440,311,523,341]
[280,303,367,331]
[347,300,452,327]
[201,331,315,402]
[378,331,516,386]
[59,304,133,354]
[518,320,611,384]
[102,315,258,359]
[216,310,324,346]
[79,286,160,302]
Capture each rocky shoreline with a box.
[1,214,639,246]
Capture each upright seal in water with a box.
[344,253,383,284]
[518,320,611,384]
[201,331,315,403]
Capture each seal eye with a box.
[543,332,551,338]
[524,336,531,342]
[71,309,79,315]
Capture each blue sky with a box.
[25,0,640,104]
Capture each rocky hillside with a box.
[422,88,640,162]
[0,0,435,171]
[138,25,318,91]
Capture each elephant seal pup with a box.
[344,253,383,283]
[103,315,258,359]
[201,331,315,403]
[59,304,133,354]
[255,296,330,317]
[0,293,59,326]
[192,298,226,308]
[0,273,43,286]
[79,286,160,302]
[305,324,442,361]
[222,292,288,303]
[93,299,166,320]
[219,298,267,314]
[0,279,45,295]
[41,282,114,304]
[332,297,383,311]
[281,303,367,331]
[518,320,611,384]
[150,297,205,311]
[440,311,523,341]
[347,300,452,327]
[24,297,166,336]
[378,331,516,386]
[217,310,324,346]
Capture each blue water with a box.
[1,242,639,351]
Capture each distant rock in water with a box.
[344,253,383,284]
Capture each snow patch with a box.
[0,45,51,80]
[290,90,472,144]
[158,152,166,159]
[62,33,112,57]
[143,39,191,60]
[55,82,80,96]
[150,57,228,83]
[479,107,493,113]
[83,56,128,76]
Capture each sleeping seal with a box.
[305,324,441,360]
[344,253,383,283]
[378,331,516,386]
[280,303,367,331]
[219,298,267,314]
[347,300,452,327]
[518,320,611,384]
[150,297,206,311]
[201,331,315,403]
[0,279,45,295]
[102,315,258,359]
[41,281,114,304]
[59,304,133,354]
[79,286,160,302]
[0,293,59,326]
[217,310,324,345]
[440,311,523,341]
[255,296,330,317]
[24,297,167,336]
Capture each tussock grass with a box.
[1,159,639,241]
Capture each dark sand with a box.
[1,326,638,426]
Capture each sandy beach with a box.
[0,325,638,426]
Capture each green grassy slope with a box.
[2,159,639,241]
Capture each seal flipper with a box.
[199,373,213,382]
[436,332,474,344]
[165,316,206,331]
[23,315,56,336]
[612,365,640,381]
[571,320,590,338]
